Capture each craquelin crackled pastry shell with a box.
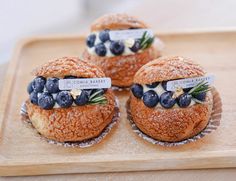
[91,13,149,31]
[26,57,116,142]
[130,56,213,142]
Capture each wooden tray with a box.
[0,30,236,176]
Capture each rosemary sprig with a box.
[140,31,154,49]
[188,81,211,97]
[89,90,103,100]
[88,90,107,105]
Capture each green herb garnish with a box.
[88,90,107,105]
[189,81,211,98]
[140,31,154,49]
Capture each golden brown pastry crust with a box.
[130,93,213,142]
[134,56,205,85]
[91,13,148,31]
[33,57,105,78]
[27,57,116,142]
[26,90,116,142]
[83,46,160,87]
[130,56,213,142]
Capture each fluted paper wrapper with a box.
[21,98,120,148]
[126,88,222,147]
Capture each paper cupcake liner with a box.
[126,87,222,147]
[20,98,120,148]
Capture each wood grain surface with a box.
[0,30,236,177]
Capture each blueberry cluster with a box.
[86,30,141,57]
[27,76,106,110]
[131,81,206,109]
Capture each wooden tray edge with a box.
[156,26,236,35]
[1,150,236,176]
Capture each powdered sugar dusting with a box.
[91,13,148,31]
[134,56,205,84]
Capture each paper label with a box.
[109,29,153,40]
[166,75,215,91]
[59,78,111,90]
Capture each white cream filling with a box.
[36,78,81,109]
[142,84,196,108]
[87,31,146,57]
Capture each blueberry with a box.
[74,90,89,106]
[45,78,59,93]
[95,43,107,56]
[161,81,168,91]
[32,76,46,93]
[130,39,141,52]
[27,81,34,94]
[86,34,96,48]
[193,92,206,101]
[56,91,73,108]
[143,90,159,108]
[160,91,176,108]
[30,91,38,105]
[99,30,110,42]
[64,75,77,79]
[177,93,192,108]
[110,41,125,55]
[76,89,93,97]
[131,84,143,99]
[38,92,55,110]
[146,82,159,88]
